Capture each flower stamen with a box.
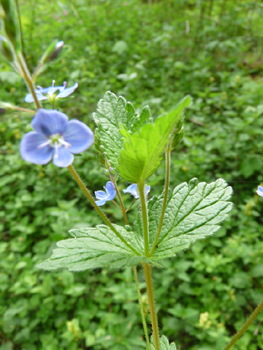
[58,138,71,149]
[54,142,59,158]
[37,139,52,149]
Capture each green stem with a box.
[143,263,160,350]
[16,53,41,110]
[67,164,140,256]
[222,299,263,350]
[126,198,136,213]
[106,162,128,225]
[112,200,121,210]
[138,182,149,256]
[133,266,151,350]
[149,144,171,257]
[32,62,43,83]
[11,106,35,114]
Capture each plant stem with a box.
[149,144,171,257]
[67,164,140,256]
[143,263,160,350]
[133,266,151,350]
[126,198,136,213]
[16,53,41,110]
[11,106,35,113]
[107,166,129,225]
[222,299,263,350]
[138,182,149,256]
[112,200,121,210]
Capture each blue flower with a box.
[95,182,116,206]
[123,184,150,199]
[20,109,94,167]
[25,81,78,103]
[257,186,263,197]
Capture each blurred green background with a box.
[1,0,263,349]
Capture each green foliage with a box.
[93,91,151,170]
[38,225,149,271]
[38,177,232,271]
[1,0,263,350]
[0,0,22,52]
[118,96,191,183]
[139,178,232,260]
[149,336,177,350]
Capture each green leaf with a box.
[36,224,156,271]
[93,91,151,169]
[146,178,233,260]
[117,95,191,183]
[149,336,177,350]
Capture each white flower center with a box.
[38,133,71,156]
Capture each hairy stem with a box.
[133,266,151,349]
[68,164,140,255]
[138,182,149,256]
[149,144,171,257]
[222,299,263,350]
[16,54,41,110]
[143,263,160,350]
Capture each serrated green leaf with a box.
[149,336,177,350]
[131,105,151,132]
[117,96,191,183]
[36,224,157,271]
[146,178,233,260]
[93,91,151,169]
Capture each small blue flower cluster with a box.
[95,182,150,206]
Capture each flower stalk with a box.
[133,266,151,350]
[143,263,160,350]
[106,160,129,225]
[138,181,149,256]
[149,141,171,257]
[68,164,140,256]
[222,299,263,350]
[16,53,41,109]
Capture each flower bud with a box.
[0,0,22,52]
[168,118,184,150]
[40,40,64,64]
[0,36,13,61]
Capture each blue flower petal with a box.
[57,83,78,98]
[52,146,74,167]
[95,190,108,200]
[123,184,150,198]
[257,186,263,197]
[123,183,139,198]
[32,109,68,136]
[105,181,116,200]
[25,92,48,103]
[20,132,53,165]
[63,119,94,153]
[95,199,107,206]
[145,186,151,196]
[40,87,60,94]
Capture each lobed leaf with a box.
[117,96,191,183]
[37,224,156,271]
[146,178,233,260]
